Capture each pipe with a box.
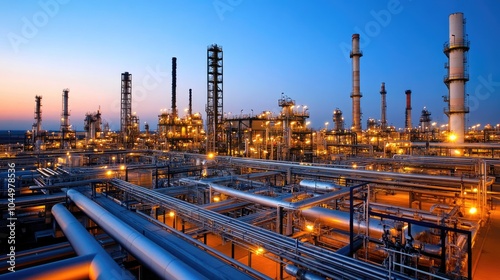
[52,203,133,280]
[285,265,326,280]
[66,189,208,280]
[224,157,483,187]
[0,255,93,280]
[299,179,341,191]
[301,207,389,239]
[208,182,350,210]
[350,34,362,135]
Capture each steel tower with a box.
[206,44,223,154]
[121,72,132,146]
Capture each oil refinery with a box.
[1,12,500,280]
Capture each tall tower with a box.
[405,90,412,130]
[380,82,387,131]
[60,89,71,148]
[350,34,362,135]
[188,88,193,116]
[121,72,132,146]
[444,12,469,143]
[171,57,177,118]
[34,95,42,137]
[206,44,223,154]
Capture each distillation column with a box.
[188,88,193,116]
[333,108,344,131]
[33,95,42,140]
[350,34,362,136]
[380,82,387,131]
[206,44,223,154]
[405,90,412,130]
[121,72,132,147]
[444,12,469,143]
[172,57,177,118]
[60,89,71,149]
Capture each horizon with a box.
[1,1,500,131]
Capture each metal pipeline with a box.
[0,255,93,280]
[52,203,133,280]
[285,265,326,280]
[301,206,389,239]
[66,189,208,280]
[208,182,350,210]
[299,179,341,191]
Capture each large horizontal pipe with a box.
[208,182,350,210]
[0,244,74,271]
[301,207,389,239]
[285,265,326,280]
[0,192,66,210]
[52,203,133,280]
[0,255,92,280]
[299,179,341,191]
[220,157,490,187]
[66,189,208,280]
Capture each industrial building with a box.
[1,12,500,280]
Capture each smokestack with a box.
[172,57,177,117]
[405,90,412,130]
[34,95,42,136]
[188,88,192,116]
[444,12,469,143]
[380,82,387,131]
[350,34,362,135]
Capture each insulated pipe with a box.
[208,182,350,210]
[0,255,93,280]
[301,207,389,239]
[285,265,326,280]
[66,189,208,280]
[299,179,341,191]
[52,203,133,280]
[224,157,482,187]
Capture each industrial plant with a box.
[1,12,500,280]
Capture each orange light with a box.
[169,211,175,218]
[255,247,265,255]
[469,207,477,215]
[213,196,220,202]
[306,224,314,232]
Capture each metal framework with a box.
[121,72,132,147]
[206,44,223,154]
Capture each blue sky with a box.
[1,0,499,131]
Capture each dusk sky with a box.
[1,0,499,131]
